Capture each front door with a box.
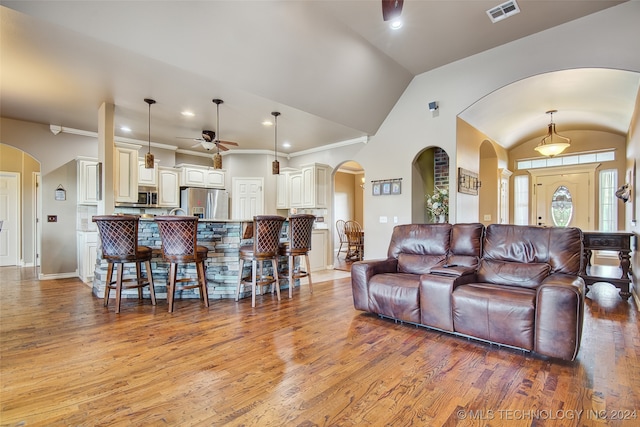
[534,172,591,230]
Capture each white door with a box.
[232,178,264,220]
[0,172,20,266]
[534,173,591,230]
[34,172,41,267]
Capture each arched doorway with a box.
[413,147,450,223]
[333,161,364,267]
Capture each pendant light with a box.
[144,98,156,168]
[212,99,223,170]
[534,110,571,157]
[272,111,281,175]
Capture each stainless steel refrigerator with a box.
[180,187,229,220]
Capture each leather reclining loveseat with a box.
[351,223,585,361]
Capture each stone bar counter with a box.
[91,219,293,302]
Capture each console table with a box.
[581,231,635,300]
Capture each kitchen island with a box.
[91,219,295,302]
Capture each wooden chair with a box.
[92,215,156,313]
[155,216,209,312]
[279,214,315,298]
[344,220,364,261]
[236,215,285,307]
[336,219,348,259]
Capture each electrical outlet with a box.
[393,216,398,223]
[47,215,57,222]
[483,214,491,221]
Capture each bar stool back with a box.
[235,215,285,307]
[279,214,315,298]
[155,216,209,312]
[92,215,156,313]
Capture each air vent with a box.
[486,0,520,23]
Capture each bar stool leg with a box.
[168,262,178,313]
[104,263,114,308]
[197,261,209,307]
[136,263,144,300]
[288,255,294,299]
[115,263,124,314]
[235,259,245,302]
[273,257,281,302]
[251,259,258,308]
[304,253,313,293]
[145,260,157,306]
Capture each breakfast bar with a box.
[91,219,292,302]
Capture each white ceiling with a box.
[1,1,636,157]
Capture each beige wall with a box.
[625,86,640,304]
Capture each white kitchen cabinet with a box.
[276,168,298,209]
[138,158,159,187]
[77,157,100,205]
[178,164,226,188]
[309,230,328,272]
[301,163,330,208]
[77,231,98,283]
[289,171,304,208]
[158,167,180,207]
[114,146,139,203]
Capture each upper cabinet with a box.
[285,163,330,209]
[77,157,100,205]
[158,167,180,207]
[138,158,159,187]
[176,164,226,188]
[114,145,138,203]
[276,168,298,209]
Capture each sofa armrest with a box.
[534,274,585,361]
[351,258,398,311]
[419,273,478,331]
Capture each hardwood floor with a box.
[1,266,639,426]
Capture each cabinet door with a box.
[114,147,138,203]
[77,159,99,205]
[206,170,225,188]
[309,230,327,272]
[301,167,315,207]
[314,166,329,208]
[182,167,207,187]
[276,173,290,209]
[138,159,158,186]
[158,168,180,207]
[289,172,303,208]
[77,231,98,283]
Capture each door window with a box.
[550,185,573,227]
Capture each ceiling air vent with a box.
[486,0,520,23]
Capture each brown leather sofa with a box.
[351,223,585,361]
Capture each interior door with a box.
[232,177,264,220]
[534,173,591,230]
[0,172,20,266]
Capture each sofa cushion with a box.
[452,283,536,350]
[477,259,551,289]
[369,273,421,323]
[388,224,451,274]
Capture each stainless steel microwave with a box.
[137,190,158,206]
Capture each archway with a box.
[412,147,450,223]
[333,161,364,267]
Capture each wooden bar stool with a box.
[92,215,156,314]
[235,215,285,307]
[279,214,315,298]
[155,216,209,312]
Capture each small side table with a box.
[581,231,635,300]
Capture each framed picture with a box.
[382,182,391,195]
[391,181,401,195]
[372,182,381,196]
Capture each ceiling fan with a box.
[382,0,403,21]
[177,99,239,152]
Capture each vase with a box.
[438,214,446,223]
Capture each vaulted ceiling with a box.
[1,1,635,157]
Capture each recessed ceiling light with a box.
[390,19,403,30]
[262,120,273,126]
[181,111,195,117]
[283,142,291,148]
[120,126,131,132]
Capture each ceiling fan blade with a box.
[191,141,202,148]
[217,140,239,146]
[382,0,403,21]
[216,143,230,152]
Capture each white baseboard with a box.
[39,271,80,280]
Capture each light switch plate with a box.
[379,216,388,223]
